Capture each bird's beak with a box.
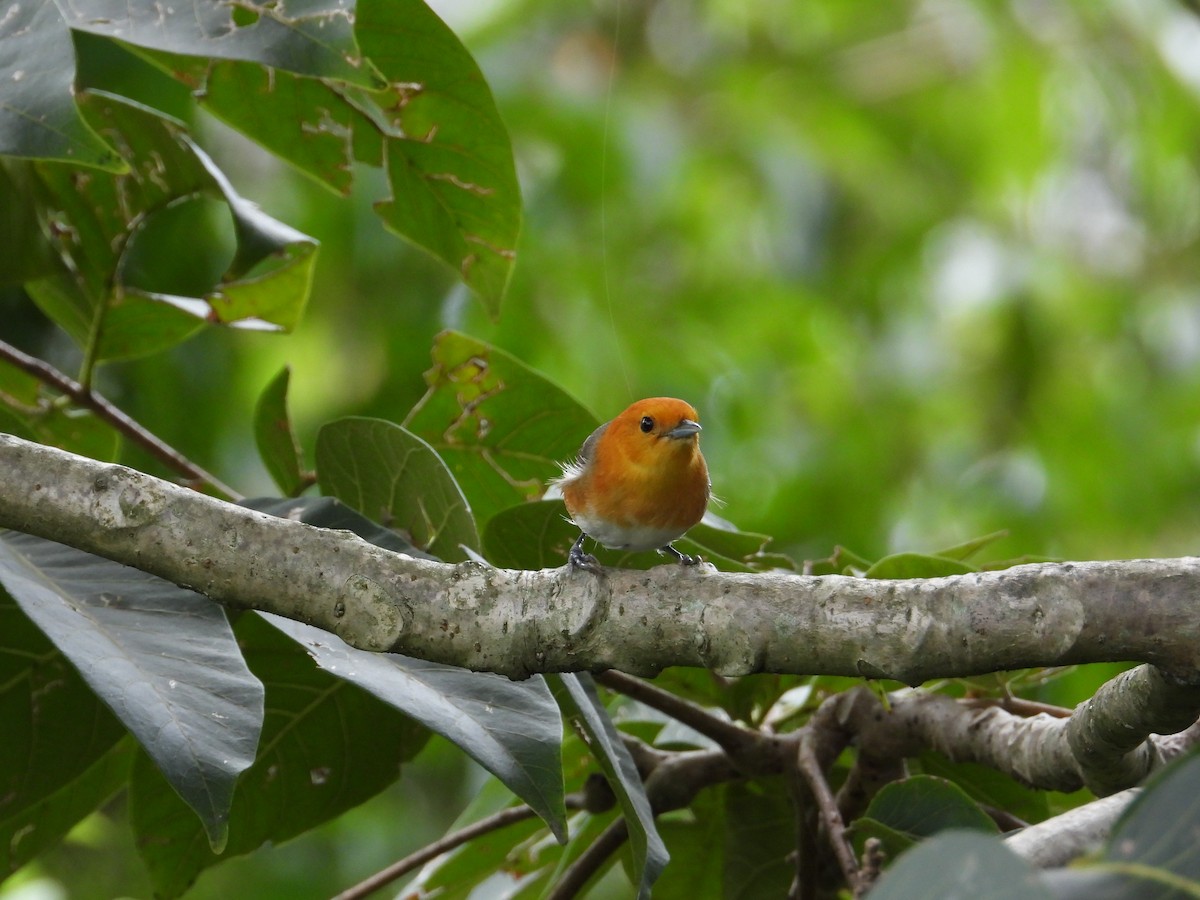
[665,419,702,440]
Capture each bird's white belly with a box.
[571,511,685,552]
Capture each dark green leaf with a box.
[483,500,584,569]
[240,494,435,560]
[316,416,479,562]
[866,552,978,579]
[0,531,262,852]
[1103,751,1200,886]
[0,588,129,874]
[918,755,1050,826]
[253,366,308,497]
[723,779,796,899]
[869,831,1052,900]
[0,3,121,169]
[858,775,999,840]
[653,787,725,900]
[404,331,599,527]
[357,0,522,312]
[548,673,668,900]
[62,1,374,86]
[262,613,566,841]
[0,161,56,283]
[131,612,430,899]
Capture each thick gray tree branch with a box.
[3,434,1200,681]
[844,671,1200,796]
[1005,789,1138,868]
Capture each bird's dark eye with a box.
[640,416,654,433]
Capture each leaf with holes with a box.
[357,0,522,311]
[404,331,598,528]
[25,92,315,364]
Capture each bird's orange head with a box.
[557,397,710,553]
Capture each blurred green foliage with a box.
[18,0,1194,565]
[5,0,1200,896]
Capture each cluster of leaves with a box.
[4,2,1200,899]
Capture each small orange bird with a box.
[553,397,711,570]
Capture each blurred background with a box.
[6,0,1200,897]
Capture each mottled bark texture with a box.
[3,434,1200,681]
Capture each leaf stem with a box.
[0,339,240,500]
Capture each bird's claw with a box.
[568,548,603,572]
[662,544,702,566]
[567,534,603,572]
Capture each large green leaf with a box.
[549,673,668,900]
[722,780,795,900]
[869,831,1053,900]
[358,0,521,312]
[241,494,435,560]
[25,92,315,365]
[653,786,725,900]
[404,331,599,527]
[316,416,480,562]
[131,612,431,899]
[263,613,566,841]
[0,588,128,876]
[0,531,263,851]
[1038,752,1200,898]
[0,3,121,169]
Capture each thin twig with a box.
[544,818,629,900]
[0,339,240,499]
[331,803,542,900]
[964,696,1073,719]
[594,669,767,762]
[797,733,861,896]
